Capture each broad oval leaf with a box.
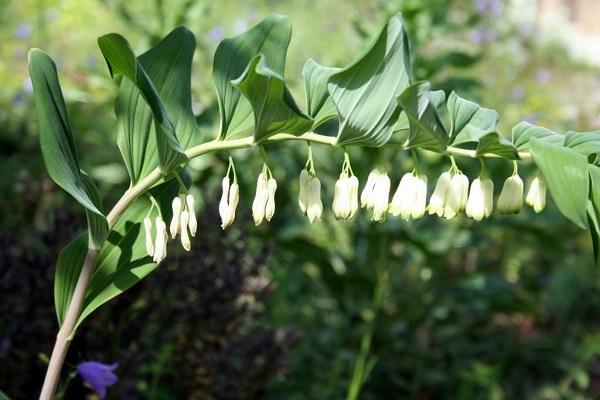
[447,91,499,146]
[512,121,562,150]
[587,166,600,265]
[530,137,589,229]
[328,13,412,147]
[115,27,200,184]
[212,14,292,140]
[476,132,519,159]
[564,131,600,155]
[302,58,341,129]
[233,55,313,142]
[98,33,187,175]
[399,82,448,152]
[54,178,180,328]
[28,49,107,249]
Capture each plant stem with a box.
[39,249,98,400]
[39,131,530,399]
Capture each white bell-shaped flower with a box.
[252,172,269,225]
[466,178,494,221]
[306,175,323,223]
[169,196,182,238]
[444,173,469,219]
[370,172,390,222]
[525,176,546,213]
[333,173,359,220]
[361,170,380,209]
[412,174,428,220]
[389,172,416,220]
[498,174,524,214]
[186,194,197,237]
[219,176,230,224]
[153,217,168,263]
[179,210,191,251]
[265,178,277,221]
[348,175,359,218]
[220,180,239,230]
[298,169,310,214]
[428,172,452,217]
[143,217,154,257]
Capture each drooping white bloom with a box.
[370,172,390,222]
[252,172,269,225]
[219,176,230,223]
[186,194,197,237]
[525,176,546,213]
[333,173,359,220]
[153,217,167,263]
[179,210,191,251]
[265,178,277,221]
[390,173,429,221]
[466,178,494,221]
[220,181,239,230]
[298,169,310,214]
[412,174,428,220]
[361,170,380,209]
[306,175,323,223]
[428,172,452,217]
[169,196,182,238]
[143,217,154,257]
[498,174,524,214]
[444,173,469,219]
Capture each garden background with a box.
[2,0,600,398]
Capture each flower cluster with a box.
[299,169,323,223]
[252,163,277,226]
[220,158,240,229]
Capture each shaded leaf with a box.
[512,121,562,150]
[447,91,499,145]
[329,13,412,146]
[530,137,588,229]
[115,27,199,183]
[302,58,341,128]
[98,33,187,175]
[399,82,448,152]
[233,55,312,142]
[212,14,291,139]
[476,132,519,159]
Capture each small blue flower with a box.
[15,23,31,40]
[77,361,118,399]
[208,26,224,43]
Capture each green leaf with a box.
[212,14,292,140]
[586,200,600,266]
[530,137,589,229]
[399,82,448,152]
[115,27,200,184]
[564,131,600,155]
[329,13,412,146]
[54,178,180,328]
[28,49,107,249]
[512,121,562,150]
[233,55,313,142]
[476,132,519,159]
[98,33,187,175]
[447,91,499,146]
[302,58,341,128]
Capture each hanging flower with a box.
[498,174,523,214]
[466,177,494,221]
[333,172,359,220]
[143,217,154,257]
[444,173,469,219]
[265,177,277,222]
[219,176,239,229]
[428,171,452,217]
[298,168,310,214]
[186,194,197,236]
[179,210,191,251]
[252,172,269,225]
[153,217,168,263]
[525,176,546,213]
[299,168,323,223]
[361,169,390,222]
[389,173,428,221]
[76,361,118,399]
[169,195,182,238]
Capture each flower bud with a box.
[170,196,182,238]
[153,217,167,263]
[412,174,428,220]
[306,176,323,223]
[498,174,523,214]
[179,210,191,251]
[298,169,309,214]
[444,173,469,219]
[252,172,268,225]
[466,178,486,221]
[526,176,546,213]
[219,176,230,222]
[265,178,277,221]
[221,182,239,229]
[361,170,380,209]
[333,173,356,220]
[348,175,359,218]
[143,217,154,257]
[428,172,451,217]
[186,194,197,237]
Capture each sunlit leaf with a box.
[512,121,562,150]
[564,131,600,155]
[447,91,499,146]
[329,13,412,146]
[302,58,341,128]
[530,137,588,229]
[98,33,187,175]
[233,55,312,142]
[476,132,519,159]
[114,27,200,183]
[212,14,292,140]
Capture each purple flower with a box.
[77,361,118,399]
[208,26,224,43]
[15,23,31,40]
[475,0,503,18]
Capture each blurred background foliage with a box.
[2,0,600,399]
